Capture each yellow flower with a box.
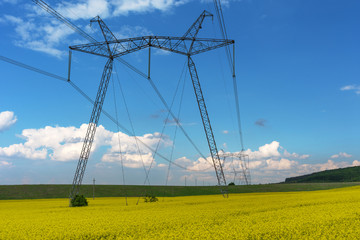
[1,186,360,239]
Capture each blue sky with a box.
[0,0,359,185]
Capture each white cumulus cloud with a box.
[243,141,281,160]
[0,124,170,166]
[54,0,188,20]
[283,149,310,159]
[0,111,17,132]
[317,160,343,171]
[2,15,73,58]
[184,141,310,174]
[352,160,360,166]
[112,0,188,16]
[1,0,194,58]
[265,158,297,170]
[0,143,47,160]
[217,141,359,184]
[101,131,171,168]
[56,0,111,20]
[331,152,352,159]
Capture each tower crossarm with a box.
[69,44,111,58]
[149,37,234,56]
[69,36,234,58]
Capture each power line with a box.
[213,0,245,151]
[32,1,230,193]
[34,0,210,161]
[137,60,188,204]
[165,61,189,188]
[0,55,67,82]
[113,63,151,185]
[146,76,209,161]
[0,54,213,172]
[141,60,195,187]
[213,0,232,70]
[32,0,149,80]
[111,75,128,205]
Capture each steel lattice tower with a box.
[220,151,251,185]
[69,11,234,203]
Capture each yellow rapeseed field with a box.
[1,186,360,239]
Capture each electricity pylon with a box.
[69,11,234,202]
[220,151,251,185]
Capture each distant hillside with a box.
[285,166,360,183]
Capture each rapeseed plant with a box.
[0,186,359,239]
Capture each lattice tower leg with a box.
[69,58,113,204]
[187,56,227,196]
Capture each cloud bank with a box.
[0,124,170,169]
[179,141,358,184]
[1,121,358,184]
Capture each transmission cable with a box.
[0,55,67,82]
[32,0,149,80]
[114,54,208,164]
[33,0,210,163]
[213,0,232,72]
[163,62,188,200]
[211,23,238,142]
[141,60,188,185]
[136,60,189,205]
[111,75,128,205]
[0,55,213,172]
[146,76,209,161]
[117,61,164,119]
[113,63,151,185]
[213,0,245,151]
